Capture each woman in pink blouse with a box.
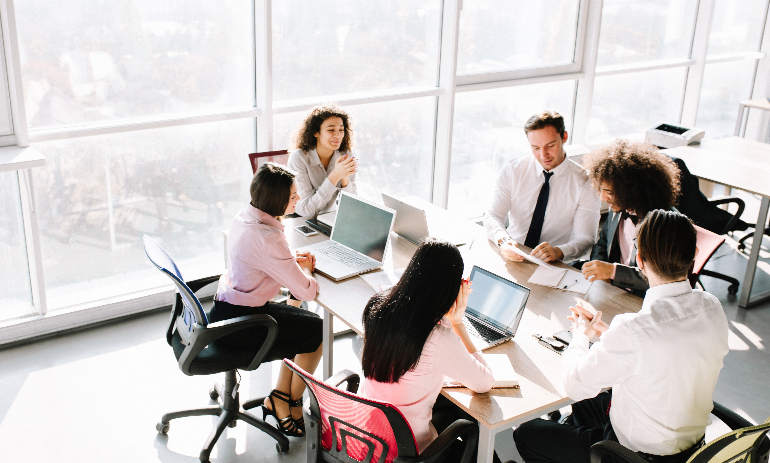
[212,162,322,438]
[360,239,495,456]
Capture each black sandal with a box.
[261,389,304,437]
[290,396,305,433]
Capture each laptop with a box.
[296,192,396,281]
[463,265,531,350]
[381,193,470,246]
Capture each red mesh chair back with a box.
[284,359,419,463]
[248,150,289,174]
[689,225,725,288]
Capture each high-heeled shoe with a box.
[261,389,304,437]
[290,396,305,433]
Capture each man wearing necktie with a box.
[580,140,681,297]
[484,111,600,264]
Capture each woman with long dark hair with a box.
[211,162,322,438]
[287,104,358,217]
[360,238,494,452]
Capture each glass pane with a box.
[449,81,576,218]
[457,0,580,75]
[0,172,34,320]
[708,0,767,55]
[696,60,757,140]
[272,1,442,103]
[587,67,687,142]
[597,0,698,67]
[32,119,255,311]
[17,0,254,130]
[274,97,437,203]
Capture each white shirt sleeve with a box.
[561,319,639,401]
[556,181,601,262]
[484,166,513,244]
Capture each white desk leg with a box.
[740,196,770,307]
[477,425,495,463]
[322,311,334,379]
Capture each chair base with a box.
[699,269,740,295]
[156,370,290,462]
[737,227,770,253]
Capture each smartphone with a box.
[294,225,319,237]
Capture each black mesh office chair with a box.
[669,156,748,294]
[143,235,290,463]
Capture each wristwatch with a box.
[497,236,512,248]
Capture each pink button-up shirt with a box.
[216,205,319,307]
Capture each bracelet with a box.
[497,237,512,248]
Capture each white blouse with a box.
[287,148,357,217]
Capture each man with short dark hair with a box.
[513,209,729,463]
[484,110,600,263]
[579,140,681,296]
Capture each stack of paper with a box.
[359,268,405,292]
[509,244,592,294]
[443,354,519,389]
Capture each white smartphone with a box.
[294,225,319,237]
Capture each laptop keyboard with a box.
[316,244,371,267]
[463,316,505,342]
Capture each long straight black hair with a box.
[361,238,464,383]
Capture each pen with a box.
[562,279,579,290]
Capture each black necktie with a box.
[524,171,554,249]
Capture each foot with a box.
[264,389,303,437]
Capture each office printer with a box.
[645,123,705,149]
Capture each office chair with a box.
[737,221,770,254]
[689,225,726,290]
[249,149,289,173]
[669,156,748,294]
[589,402,770,463]
[143,235,290,462]
[284,359,480,463]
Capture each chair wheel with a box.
[156,422,170,434]
[209,387,219,400]
[276,442,289,453]
[228,420,237,428]
[728,284,739,295]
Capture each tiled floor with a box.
[0,237,768,463]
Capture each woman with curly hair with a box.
[287,104,358,217]
[579,140,681,296]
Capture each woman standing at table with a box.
[287,104,358,217]
[360,238,495,457]
[212,162,322,438]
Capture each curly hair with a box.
[291,104,353,153]
[582,140,681,218]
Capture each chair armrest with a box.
[708,196,746,234]
[589,441,648,463]
[166,275,222,346]
[712,401,753,430]
[325,370,360,393]
[395,419,478,463]
[178,314,278,374]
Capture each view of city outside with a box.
[0,171,34,318]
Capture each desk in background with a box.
[285,198,643,463]
[664,137,770,308]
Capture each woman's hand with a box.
[296,251,316,273]
[447,279,473,325]
[328,154,358,186]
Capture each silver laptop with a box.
[297,192,396,281]
[463,266,531,350]
[382,193,470,246]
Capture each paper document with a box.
[510,244,549,267]
[528,267,592,294]
[359,268,405,292]
[443,354,519,389]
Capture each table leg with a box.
[322,310,334,379]
[739,196,770,307]
[477,425,496,463]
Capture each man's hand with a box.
[328,154,358,186]
[296,250,316,273]
[447,279,473,325]
[531,242,564,263]
[568,305,610,338]
[500,241,525,262]
[582,260,614,282]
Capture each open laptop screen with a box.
[331,193,395,263]
[466,266,530,335]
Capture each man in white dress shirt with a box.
[484,110,600,263]
[513,209,729,463]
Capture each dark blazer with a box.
[591,210,648,297]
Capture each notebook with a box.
[462,265,530,350]
[296,192,396,281]
[443,354,519,388]
[381,193,471,246]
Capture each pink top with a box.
[618,215,638,266]
[216,205,319,306]
[362,318,495,452]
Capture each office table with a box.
[285,201,642,463]
[664,137,770,308]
